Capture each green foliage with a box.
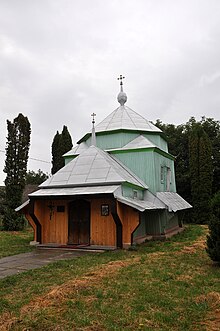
[51,126,73,174]
[25,169,48,185]
[206,192,220,262]
[155,120,191,202]
[0,187,6,224]
[189,124,213,224]
[3,113,31,230]
[155,116,220,223]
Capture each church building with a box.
[17,76,191,249]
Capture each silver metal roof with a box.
[94,105,162,133]
[29,186,120,197]
[63,142,88,157]
[15,199,30,212]
[156,192,192,212]
[107,135,157,152]
[114,195,165,212]
[40,146,147,189]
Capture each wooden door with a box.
[68,199,90,245]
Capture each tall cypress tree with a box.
[51,126,73,174]
[51,131,62,175]
[61,125,73,155]
[3,113,31,230]
[189,124,213,224]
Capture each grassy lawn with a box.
[0,228,34,258]
[0,225,220,330]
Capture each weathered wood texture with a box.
[24,212,37,241]
[117,201,139,246]
[25,198,139,247]
[90,198,116,247]
[34,200,68,244]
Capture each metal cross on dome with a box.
[91,112,96,124]
[117,75,125,86]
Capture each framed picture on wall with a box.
[101,204,109,216]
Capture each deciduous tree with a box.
[25,169,48,185]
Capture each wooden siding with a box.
[25,197,142,247]
[117,201,139,246]
[90,198,116,247]
[87,132,139,150]
[113,149,177,194]
[113,150,156,192]
[153,153,176,193]
[24,213,37,241]
[143,133,168,152]
[122,184,144,199]
[34,200,68,244]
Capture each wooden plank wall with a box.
[26,198,139,247]
[34,200,68,244]
[90,198,116,247]
[117,201,139,246]
[24,212,37,241]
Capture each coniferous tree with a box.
[206,192,220,262]
[189,125,213,224]
[61,125,73,155]
[51,126,72,174]
[3,113,31,230]
[51,131,62,174]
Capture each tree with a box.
[0,186,6,226]
[155,117,220,223]
[61,125,73,155]
[51,126,72,174]
[155,120,191,203]
[3,113,31,230]
[206,192,220,262]
[25,169,48,185]
[189,124,213,224]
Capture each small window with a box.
[166,168,171,192]
[101,204,109,216]
[133,190,138,199]
[161,166,164,183]
[57,205,65,212]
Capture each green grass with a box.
[0,228,34,258]
[0,225,220,330]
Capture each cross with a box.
[91,112,96,124]
[117,75,125,86]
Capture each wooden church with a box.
[17,77,191,249]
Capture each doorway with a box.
[68,199,90,245]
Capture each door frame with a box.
[68,199,91,245]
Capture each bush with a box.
[206,192,220,262]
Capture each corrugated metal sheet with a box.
[94,105,162,133]
[114,195,164,212]
[40,146,147,189]
[86,132,140,150]
[114,188,165,212]
[29,185,120,197]
[106,135,157,152]
[156,192,192,212]
[63,142,88,157]
[143,134,168,152]
[15,199,30,212]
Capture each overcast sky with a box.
[0,0,220,185]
